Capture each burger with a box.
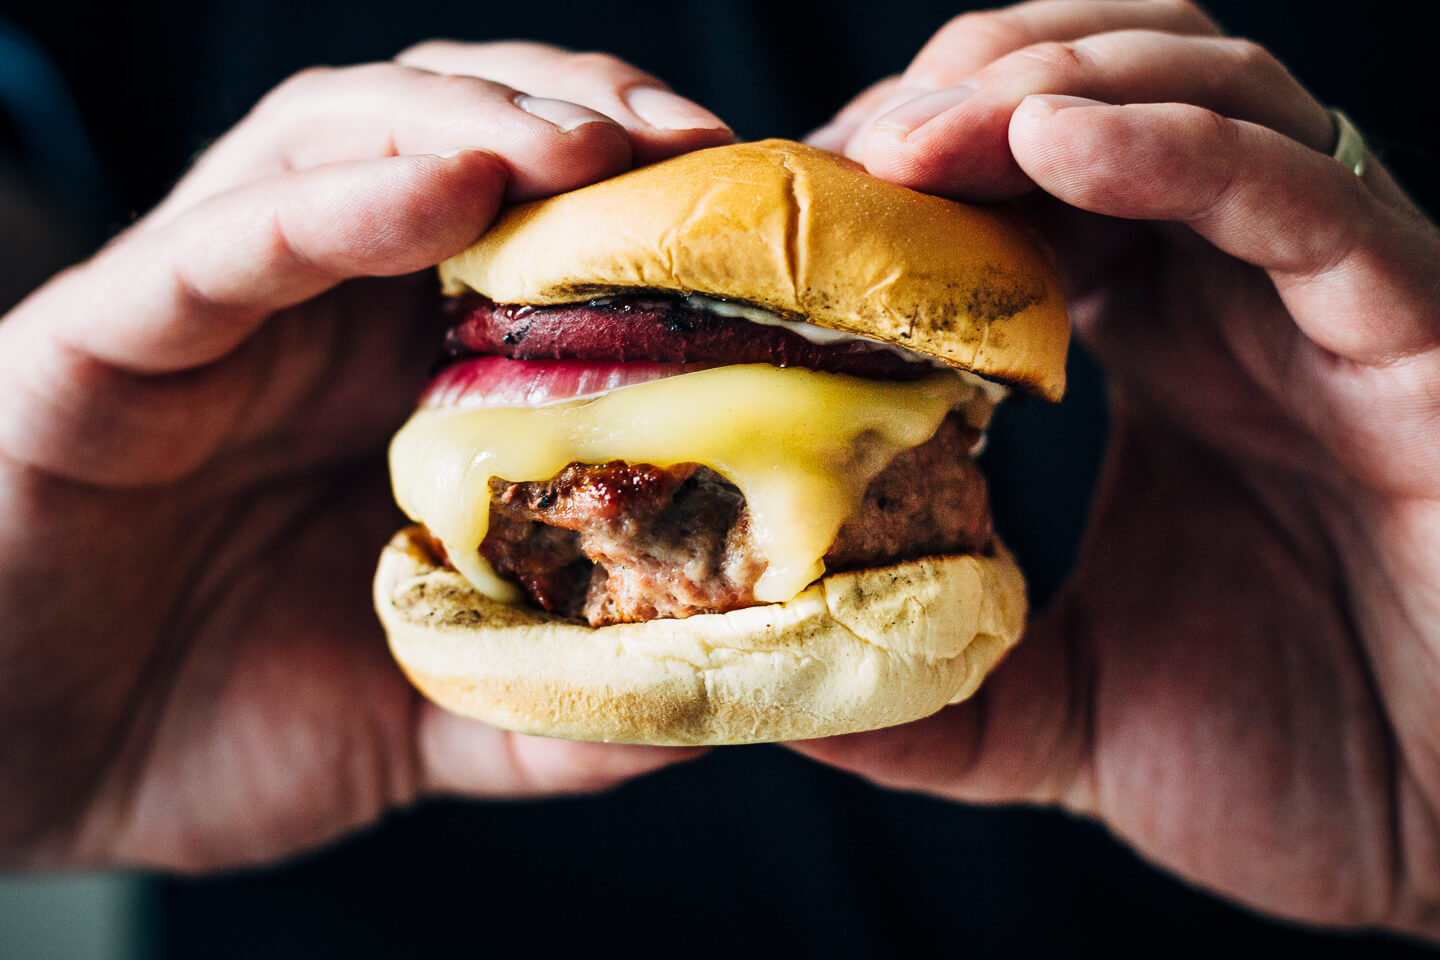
[373,139,1068,745]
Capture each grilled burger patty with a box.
[472,414,990,626]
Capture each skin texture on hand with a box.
[789,0,1440,939]
[0,44,731,871]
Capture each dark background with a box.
[3,1,1438,956]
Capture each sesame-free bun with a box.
[439,139,1069,399]
[375,526,1026,746]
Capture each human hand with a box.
[791,0,1440,937]
[0,43,730,871]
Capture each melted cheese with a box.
[390,364,990,606]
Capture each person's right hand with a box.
[0,43,730,871]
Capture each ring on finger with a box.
[1327,109,1367,177]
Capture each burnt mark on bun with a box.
[963,265,1046,325]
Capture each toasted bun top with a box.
[439,139,1069,399]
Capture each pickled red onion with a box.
[421,357,712,409]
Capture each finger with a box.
[8,150,505,378]
[0,150,506,482]
[417,705,707,798]
[152,62,632,222]
[784,605,1092,810]
[398,41,734,164]
[861,30,1334,200]
[902,0,1219,88]
[1009,96,1440,363]
[805,74,904,151]
[831,0,1220,159]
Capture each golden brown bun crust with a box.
[375,526,1026,746]
[439,140,1069,400]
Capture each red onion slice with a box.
[421,357,713,409]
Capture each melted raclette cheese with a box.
[390,364,991,606]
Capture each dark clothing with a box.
[6,1,1438,956]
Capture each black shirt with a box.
[6,2,1438,956]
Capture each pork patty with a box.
[475,414,991,626]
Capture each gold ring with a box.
[1327,108,1367,177]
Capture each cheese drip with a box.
[390,364,984,606]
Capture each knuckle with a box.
[348,61,410,85]
[938,10,1029,52]
[1011,39,1090,77]
[1190,108,1245,217]
[425,69,510,105]
[1132,0,1224,37]
[1198,104,1241,153]
[281,64,335,89]
[559,50,640,79]
[914,10,1031,80]
[1221,36,1287,81]
[394,38,450,63]
[263,62,419,115]
[1156,0,1221,31]
[259,65,335,109]
[251,63,391,128]
[477,39,569,62]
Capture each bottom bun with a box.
[374,526,1027,746]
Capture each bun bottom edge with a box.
[374,526,1027,746]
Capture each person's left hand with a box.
[789,0,1440,938]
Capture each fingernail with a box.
[515,95,608,132]
[435,147,471,159]
[1025,94,1107,114]
[873,84,976,135]
[624,86,730,131]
